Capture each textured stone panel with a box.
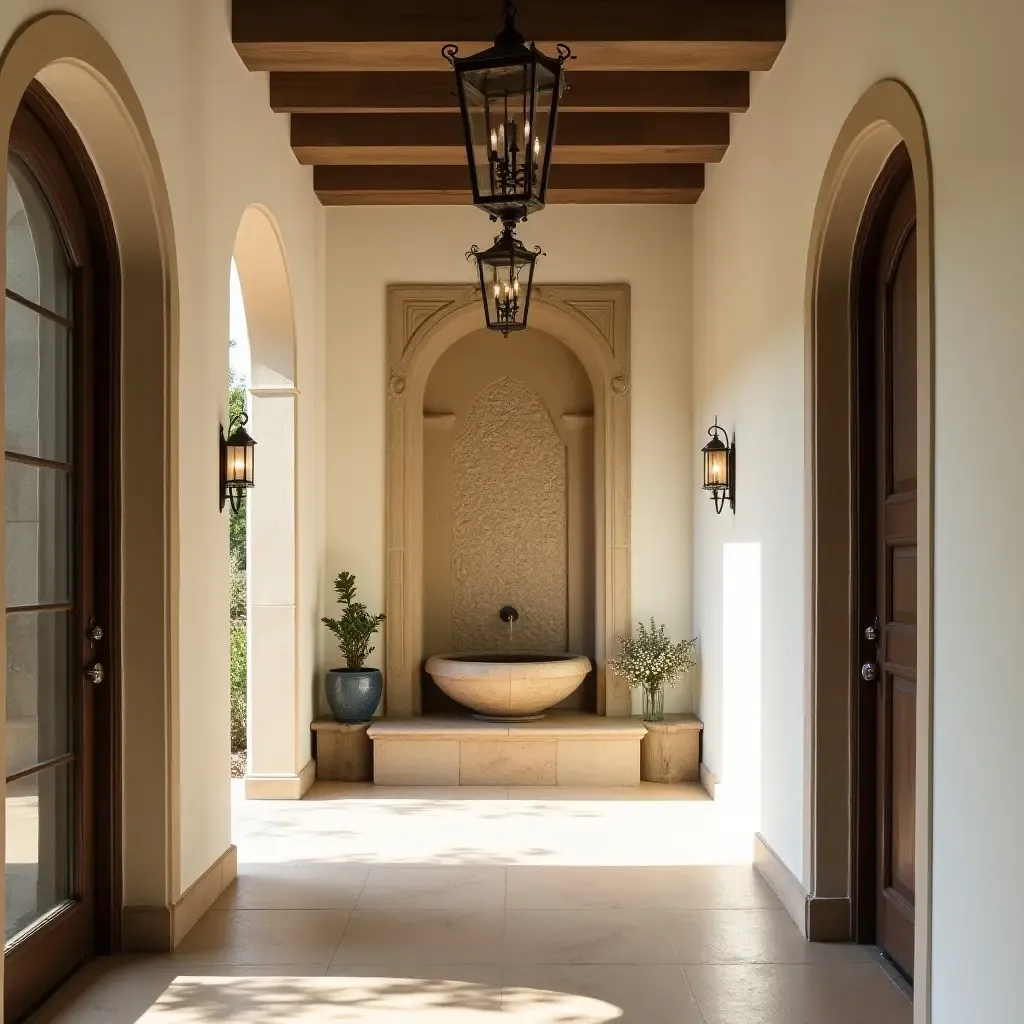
[451,378,567,652]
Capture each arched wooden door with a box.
[4,87,119,1021]
[854,145,917,981]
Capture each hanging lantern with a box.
[221,413,256,513]
[702,418,735,515]
[443,2,573,223]
[467,221,543,336]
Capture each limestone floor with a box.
[34,781,911,1023]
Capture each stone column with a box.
[244,388,309,798]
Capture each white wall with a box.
[324,206,695,715]
[693,0,1024,1017]
[0,0,325,893]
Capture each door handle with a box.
[84,662,105,686]
[861,662,878,682]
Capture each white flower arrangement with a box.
[609,619,697,694]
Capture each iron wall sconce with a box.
[443,1,573,224]
[221,412,256,513]
[702,417,735,515]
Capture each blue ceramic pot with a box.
[325,668,383,723]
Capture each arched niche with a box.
[0,15,180,946]
[385,284,632,718]
[230,206,307,798]
[803,79,934,1015]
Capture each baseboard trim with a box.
[806,895,852,941]
[122,844,237,951]
[245,758,316,800]
[754,832,808,937]
[699,762,716,798]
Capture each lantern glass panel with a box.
[459,54,559,216]
[476,244,535,333]
[704,447,728,490]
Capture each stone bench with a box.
[366,714,647,786]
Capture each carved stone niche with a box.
[384,284,632,718]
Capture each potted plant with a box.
[321,571,386,723]
[609,619,697,722]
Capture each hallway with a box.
[35,784,910,1022]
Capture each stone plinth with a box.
[367,714,646,786]
[311,718,373,782]
[640,714,703,783]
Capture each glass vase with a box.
[642,686,664,723]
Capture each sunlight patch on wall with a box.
[720,542,762,831]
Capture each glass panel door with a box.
[4,117,97,1020]
[5,158,78,948]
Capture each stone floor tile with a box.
[501,964,705,1023]
[503,910,679,965]
[683,962,912,1024]
[331,910,505,966]
[665,908,873,964]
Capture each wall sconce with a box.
[702,417,735,515]
[221,413,256,513]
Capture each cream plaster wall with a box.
[324,206,694,717]
[692,0,1024,1018]
[0,0,326,896]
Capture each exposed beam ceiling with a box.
[234,0,787,72]
[291,113,730,166]
[314,164,705,206]
[232,0,785,205]
[269,71,751,115]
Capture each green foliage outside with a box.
[229,621,247,752]
[228,346,248,753]
[321,572,386,670]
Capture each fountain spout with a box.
[499,605,519,646]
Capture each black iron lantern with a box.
[221,412,256,513]
[443,2,572,223]
[702,418,735,515]
[467,221,543,336]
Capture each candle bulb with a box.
[490,129,498,153]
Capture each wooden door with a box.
[857,154,917,979]
[4,91,117,1021]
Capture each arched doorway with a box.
[804,79,934,1016]
[0,11,178,1014]
[230,206,305,799]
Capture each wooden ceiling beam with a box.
[291,112,729,166]
[234,0,786,72]
[270,71,750,115]
[314,164,705,206]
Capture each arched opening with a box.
[421,327,597,714]
[230,206,304,800]
[804,79,934,1010]
[385,284,632,720]
[0,8,179,1006]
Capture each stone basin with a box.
[424,652,593,721]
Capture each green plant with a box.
[321,571,386,670]
[229,620,247,751]
[609,619,697,721]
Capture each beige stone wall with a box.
[326,207,695,717]
[692,1,1024,1019]
[0,0,326,914]
[450,378,568,653]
